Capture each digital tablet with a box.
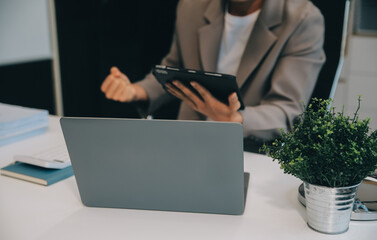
[152,65,245,110]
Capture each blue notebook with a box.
[0,162,74,186]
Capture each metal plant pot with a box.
[304,182,360,234]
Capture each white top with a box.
[216,9,261,76]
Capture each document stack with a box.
[0,103,49,147]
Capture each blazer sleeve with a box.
[241,5,326,140]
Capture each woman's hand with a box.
[166,81,243,123]
[101,67,147,102]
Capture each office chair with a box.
[310,0,351,106]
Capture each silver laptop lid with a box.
[60,117,245,215]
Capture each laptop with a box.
[60,117,248,215]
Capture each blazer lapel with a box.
[236,0,284,87]
[198,0,226,72]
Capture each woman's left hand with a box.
[166,81,243,123]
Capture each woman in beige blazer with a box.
[101,0,325,142]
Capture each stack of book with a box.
[0,103,49,146]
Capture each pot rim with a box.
[303,181,361,190]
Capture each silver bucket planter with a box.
[304,182,360,234]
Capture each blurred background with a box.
[0,0,376,130]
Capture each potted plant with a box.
[262,97,377,234]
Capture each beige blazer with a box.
[138,0,325,141]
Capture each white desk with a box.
[1,116,376,240]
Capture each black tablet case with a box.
[152,65,245,110]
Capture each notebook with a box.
[0,162,74,186]
[60,117,248,215]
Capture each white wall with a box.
[0,0,52,66]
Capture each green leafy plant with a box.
[262,97,377,188]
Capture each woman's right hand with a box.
[101,66,147,102]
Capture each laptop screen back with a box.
[60,118,245,215]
